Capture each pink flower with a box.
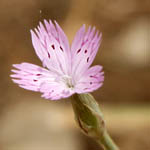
[11,20,104,100]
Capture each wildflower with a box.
[10,20,119,150]
[11,20,104,100]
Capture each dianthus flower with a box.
[11,20,104,100]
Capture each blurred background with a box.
[0,0,150,150]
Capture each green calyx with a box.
[71,93,105,138]
[71,93,119,150]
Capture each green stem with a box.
[97,131,119,150]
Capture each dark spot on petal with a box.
[90,82,92,85]
[84,49,87,53]
[90,75,93,77]
[33,79,38,82]
[77,49,81,54]
[48,53,50,58]
[87,57,89,62]
[36,74,41,76]
[60,46,63,51]
[51,45,55,50]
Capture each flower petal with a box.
[74,65,104,93]
[71,25,102,80]
[40,82,74,100]
[31,20,71,75]
[11,63,74,100]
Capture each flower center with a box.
[62,75,74,89]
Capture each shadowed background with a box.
[0,0,150,150]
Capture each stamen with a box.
[62,75,74,89]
